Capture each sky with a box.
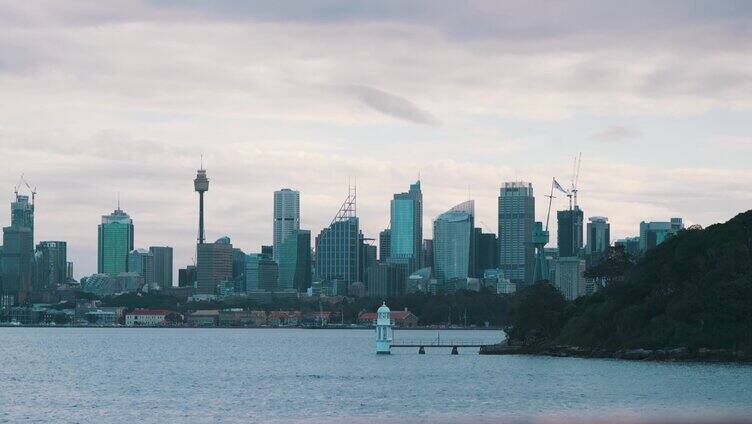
[0,1,750,280]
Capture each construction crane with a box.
[569,153,582,209]
[21,174,37,205]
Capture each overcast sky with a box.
[1,1,750,279]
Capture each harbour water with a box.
[2,327,752,423]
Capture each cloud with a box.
[344,85,437,125]
[589,126,642,143]
[0,2,750,279]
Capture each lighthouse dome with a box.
[377,302,390,314]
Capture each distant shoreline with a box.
[480,343,752,363]
[0,324,505,331]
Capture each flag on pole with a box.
[552,178,569,194]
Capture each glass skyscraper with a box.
[277,229,311,292]
[315,217,360,285]
[557,207,584,258]
[273,189,300,263]
[498,182,535,286]
[98,208,134,276]
[388,181,422,274]
[433,200,474,282]
[2,193,35,304]
[149,246,173,289]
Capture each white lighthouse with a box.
[375,302,393,354]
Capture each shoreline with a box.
[480,343,752,363]
[0,324,505,331]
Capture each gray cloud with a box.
[344,85,437,125]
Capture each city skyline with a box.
[1,2,750,279]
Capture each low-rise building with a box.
[125,309,174,326]
[358,308,419,328]
[187,310,220,327]
[267,310,301,326]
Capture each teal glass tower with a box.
[98,207,134,276]
[388,181,422,274]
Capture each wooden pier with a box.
[391,337,495,354]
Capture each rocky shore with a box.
[479,343,752,363]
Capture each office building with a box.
[639,218,684,252]
[98,207,134,276]
[196,237,233,295]
[149,246,173,289]
[273,189,300,263]
[261,245,273,257]
[277,230,311,292]
[1,193,35,304]
[433,200,474,282]
[557,207,584,258]
[128,248,155,287]
[555,257,587,301]
[498,182,535,286]
[315,187,359,287]
[378,229,391,262]
[388,181,423,274]
[586,217,610,255]
[245,253,278,292]
[359,236,377,284]
[473,229,497,277]
[367,262,407,299]
[422,239,433,270]
[178,265,197,287]
[615,237,640,256]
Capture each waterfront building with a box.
[125,309,173,326]
[245,253,278,292]
[388,181,423,274]
[98,207,134,276]
[555,257,587,301]
[273,189,300,264]
[196,237,233,295]
[639,218,684,252]
[378,229,391,262]
[433,200,474,283]
[149,246,173,289]
[128,248,155,287]
[277,230,311,292]
[557,207,584,258]
[498,182,535,287]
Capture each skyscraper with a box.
[196,236,233,295]
[245,252,278,292]
[98,207,134,276]
[586,217,610,254]
[388,181,422,274]
[277,229,311,292]
[315,187,359,287]
[557,207,584,258]
[378,229,391,262]
[473,228,497,277]
[433,200,474,282]
[2,193,35,304]
[498,182,535,286]
[34,241,67,292]
[128,248,155,287]
[149,246,173,289]
[273,189,300,263]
